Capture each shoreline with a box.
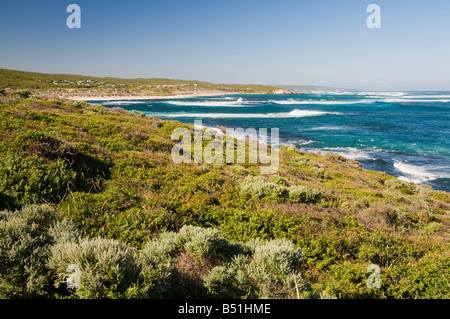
[66,92,249,101]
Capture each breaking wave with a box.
[144,109,341,119]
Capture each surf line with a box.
[170,120,280,174]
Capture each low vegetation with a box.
[1,205,306,299]
[0,69,293,99]
[0,89,449,299]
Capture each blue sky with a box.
[1,0,450,90]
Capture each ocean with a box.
[90,91,450,192]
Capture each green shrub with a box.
[385,253,450,298]
[323,262,382,299]
[424,221,443,234]
[285,145,300,153]
[288,185,324,204]
[58,183,146,245]
[312,167,331,179]
[11,90,30,98]
[325,254,450,299]
[385,179,415,195]
[0,191,15,210]
[0,155,76,207]
[229,165,249,176]
[64,100,85,109]
[269,175,289,186]
[84,104,111,115]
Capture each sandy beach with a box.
[66,92,239,101]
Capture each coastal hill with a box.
[0,68,297,99]
[0,70,449,299]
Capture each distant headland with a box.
[0,68,300,100]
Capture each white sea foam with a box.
[325,147,377,160]
[384,98,450,103]
[306,147,377,161]
[304,126,345,131]
[193,123,280,147]
[146,109,341,119]
[168,97,251,107]
[270,99,371,105]
[193,123,224,136]
[357,91,407,97]
[101,101,146,105]
[292,139,315,146]
[308,90,361,96]
[269,99,304,105]
[394,162,449,184]
[341,152,376,161]
[321,91,356,95]
[404,95,450,99]
[167,100,251,107]
[306,147,377,160]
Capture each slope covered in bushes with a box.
[1,205,307,299]
[0,91,449,298]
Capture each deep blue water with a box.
[89,91,450,192]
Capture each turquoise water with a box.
[90,91,450,192]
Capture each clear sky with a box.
[1,0,450,90]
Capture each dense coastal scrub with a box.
[0,90,449,299]
[0,204,305,298]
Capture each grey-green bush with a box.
[0,205,57,298]
[142,225,246,265]
[240,176,324,205]
[48,237,140,299]
[239,176,289,202]
[203,254,253,298]
[180,225,245,262]
[204,238,307,299]
[0,209,308,299]
[48,219,82,245]
[288,185,324,204]
[385,179,415,195]
[140,230,184,264]
[245,238,305,298]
